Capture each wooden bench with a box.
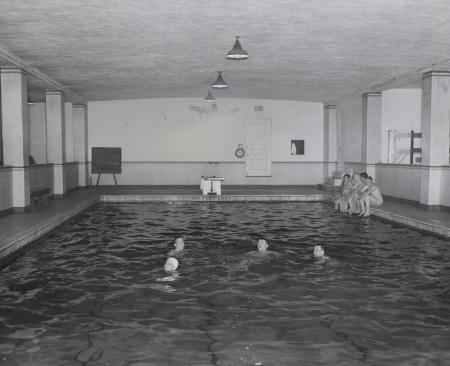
[30,187,51,209]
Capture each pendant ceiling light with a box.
[27,97,35,106]
[212,71,228,89]
[203,90,216,102]
[226,36,248,60]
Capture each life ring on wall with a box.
[235,144,246,158]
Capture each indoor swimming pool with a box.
[0,202,449,366]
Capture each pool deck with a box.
[0,186,449,268]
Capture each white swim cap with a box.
[313,245,325,258]
[164,257,179,272]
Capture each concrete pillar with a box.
[73,104,89,187]
[362,92,382,177]
[323,105,337,182]
[419,70,450,208]
[46,90,65,196]
[64,102,74,162]
[0,67,31,210]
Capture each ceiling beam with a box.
[0,45,87,104]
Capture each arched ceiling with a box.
[1,0,450,103]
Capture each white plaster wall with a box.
[29,102,47,164]
[88,98,324,184]
[380,88,422,163]
[337,96,363,164]
[375,164,421,202]
[89,161,325,186]
[0,168,13,212]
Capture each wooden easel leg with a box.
[96,174,101,185]
[113,174,118,186]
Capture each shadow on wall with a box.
[189,104,240,119]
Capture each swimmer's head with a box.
[257,239,269,252]
[313,245,325,258]
[164,257,179,273]
[173,237,185,251]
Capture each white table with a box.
[200,176,224,195]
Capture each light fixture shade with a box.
[226,36,248,60]
[203,90,216,102]
[212,71,228,89]
[27,98,34,106]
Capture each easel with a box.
[96,173,118,186]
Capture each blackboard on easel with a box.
[91,147,121,185]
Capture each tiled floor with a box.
[378,200,450,226]
[0,191,98,267]
[1,186,449,268]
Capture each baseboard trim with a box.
[439,205,450,213]
[12,206,31,213]
[419,204,442,211]
[0,207,13,218]
[383,195,421,207]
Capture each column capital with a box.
[362,92,382,98]
[46,90,63,96]
[324,104,336,110]
[0,66,26,75]
[422,70,450,79]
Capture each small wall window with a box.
[290,140,305,155]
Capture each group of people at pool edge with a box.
[334,172,383,217]
[162,238,327,277]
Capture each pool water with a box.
[0,202,449,366]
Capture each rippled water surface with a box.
[0,202,449,366]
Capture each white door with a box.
[246,119,271,176]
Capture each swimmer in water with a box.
[167,237,185,256]
[164,257,179,273]
[228,239,272,276]
[313,245,329,261]
[157,257,180,282]
[257,238,269,253]
[153,257,180,291]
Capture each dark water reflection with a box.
[0,202,449,365]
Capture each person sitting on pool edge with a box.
[344,173,362,214]
[168,237,185,256]
[358,176,383,217]
[334,173,352,212]
[346,172,368,214]
[349,172,369,214]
